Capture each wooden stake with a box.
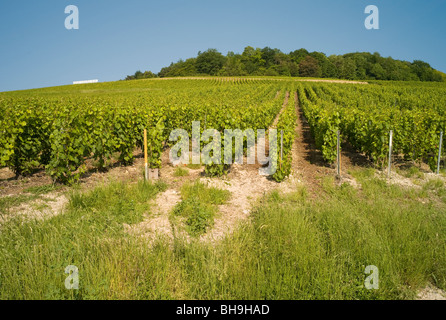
[144,129,148,181]
[437,131,443,175]
[280,130,283,169]
[336,130,341,176]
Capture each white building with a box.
[73,79,99,85]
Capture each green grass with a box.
[172,181,230,236]
[0,179,168,299]
[0,170,445,299]
[173,166,189,177]
[23,184,62,195]
[422,178,446,201]
[186,163,202,170]
[186,155,203,170]
[397,166,425,179]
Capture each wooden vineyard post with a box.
[336,130,341,176]
[437,131,443,175]
[280,130,283,170]
[144,129,148,181]
[388,130,393,177]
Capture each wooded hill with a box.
[125,46,446,82]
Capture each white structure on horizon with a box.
[73,79,99,85]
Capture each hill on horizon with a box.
[125,46,446,83]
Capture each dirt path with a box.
[156,77,369,85]
[0,169,54,197]
[417,285,446,300]
[271,91,290,128]
[124,188,181,242]
[294,79,368,85]
[0,192,68,226]
[291,90,365,191]
[292,91,331,193]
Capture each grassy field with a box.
[1,167,445,300]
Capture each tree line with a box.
[125,46,446,82]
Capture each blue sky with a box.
[0,0,445,92]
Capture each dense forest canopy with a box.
[124,46,446,82]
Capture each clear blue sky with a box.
[0,0,445,92]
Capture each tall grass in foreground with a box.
[0,170,445,299]
[172,181,231,236]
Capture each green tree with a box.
[125,70,157,80]
[340,58,357,80]
[290,48,309,64]
[328,55,344,79]
[241,46,265,74]
[411,60,443,82]
[323,59,338,78]
[159,58,198,77]
[299,56,322,77]
[261,47,281,68]
[219,52,247,76]
[125,46,444,82]
[370,63,386,80]
[274,52,297,76]
[196,49,227,75]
